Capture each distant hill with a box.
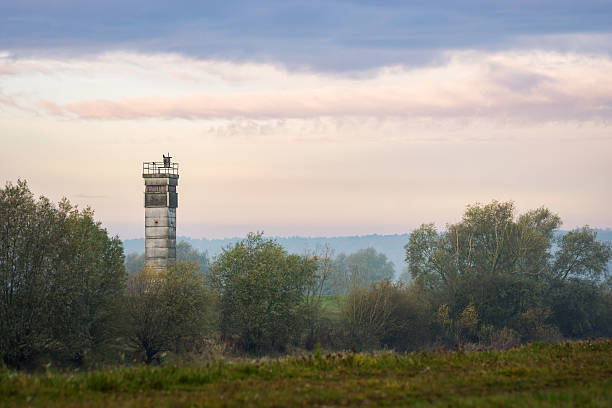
[123,234,411,277]
[123,229,612,279]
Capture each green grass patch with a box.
[319,294,343,315]
[1,340,611,407]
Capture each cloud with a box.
[2,1,612,70]
[15,50,611,123]
[0,86,36,114]
[0,92,20,111]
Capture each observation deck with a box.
[142,161,179,178]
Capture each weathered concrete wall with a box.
[143,175,178,270]
[144,177,178,186]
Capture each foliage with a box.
[341,280,439,351]
[176,241,210,275]
[0,340,610,407]
[125,262,212,363]
[404,200,612,342]
[519,307,562,343]
[342,280,399,349]
[125,252,145,275]
[125,242,209,275]
[0,180,125,367]
[553,227,611,281]
[210,233,318,353]
[301,245,336,349]
[548,277,611,338]
[330,248,395,294]
[437,302,479,345]
[380,281,437,351]
[2,181,611,369]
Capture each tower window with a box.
[146,185,166,193]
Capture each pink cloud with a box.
[9,50,612,122]
[36,100,65,116]
[38,81,612,121]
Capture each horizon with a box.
[121,227,612,242]
[2,1,611,239]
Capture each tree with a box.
[176,241,210,275]
[404,223,444,290]
[301,245,335,349]
[125,262,211,363]
[125,252,145,275]
[51,199,125,363]
[0,180,125,367]
[404,200,610,338]
[553,227,611,281]
[210,233,317,353]
[332,248,395,293]
[0,181,63,366]
[347,248,395,285]
[126,242,209,276]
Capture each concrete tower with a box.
[143,154,179,270]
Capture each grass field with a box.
[1,340,611,407]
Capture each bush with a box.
[380,282,436,351]
[342,281,398,350]
[342,280,436,351]
[520,307,562,343]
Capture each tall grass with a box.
[1,340,610,407]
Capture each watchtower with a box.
[142,154,179,270]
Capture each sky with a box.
[1,0,611,239]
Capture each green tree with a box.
[125,252,145,275]
[548,278,610,338]
[210,233,317,353]
[0,181,63,366]
[553,227,611,281]
[347,247,395,285]
[0,180,125,367]
[126,242,209,276]
[51,199,125,363]
[176,240,210,275]
[332,248,395,293]
[301,245,335,349]
[125,262,211,363]
[404,200,610,339]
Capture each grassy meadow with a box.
[1,340,610,407]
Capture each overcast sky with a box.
[1,1,611,239]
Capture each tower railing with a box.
[143,161,179,176]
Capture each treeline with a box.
[123,234,410,277]
[126,244,395,295]
[1,181,611,369]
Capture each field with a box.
[1,340,611,407]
